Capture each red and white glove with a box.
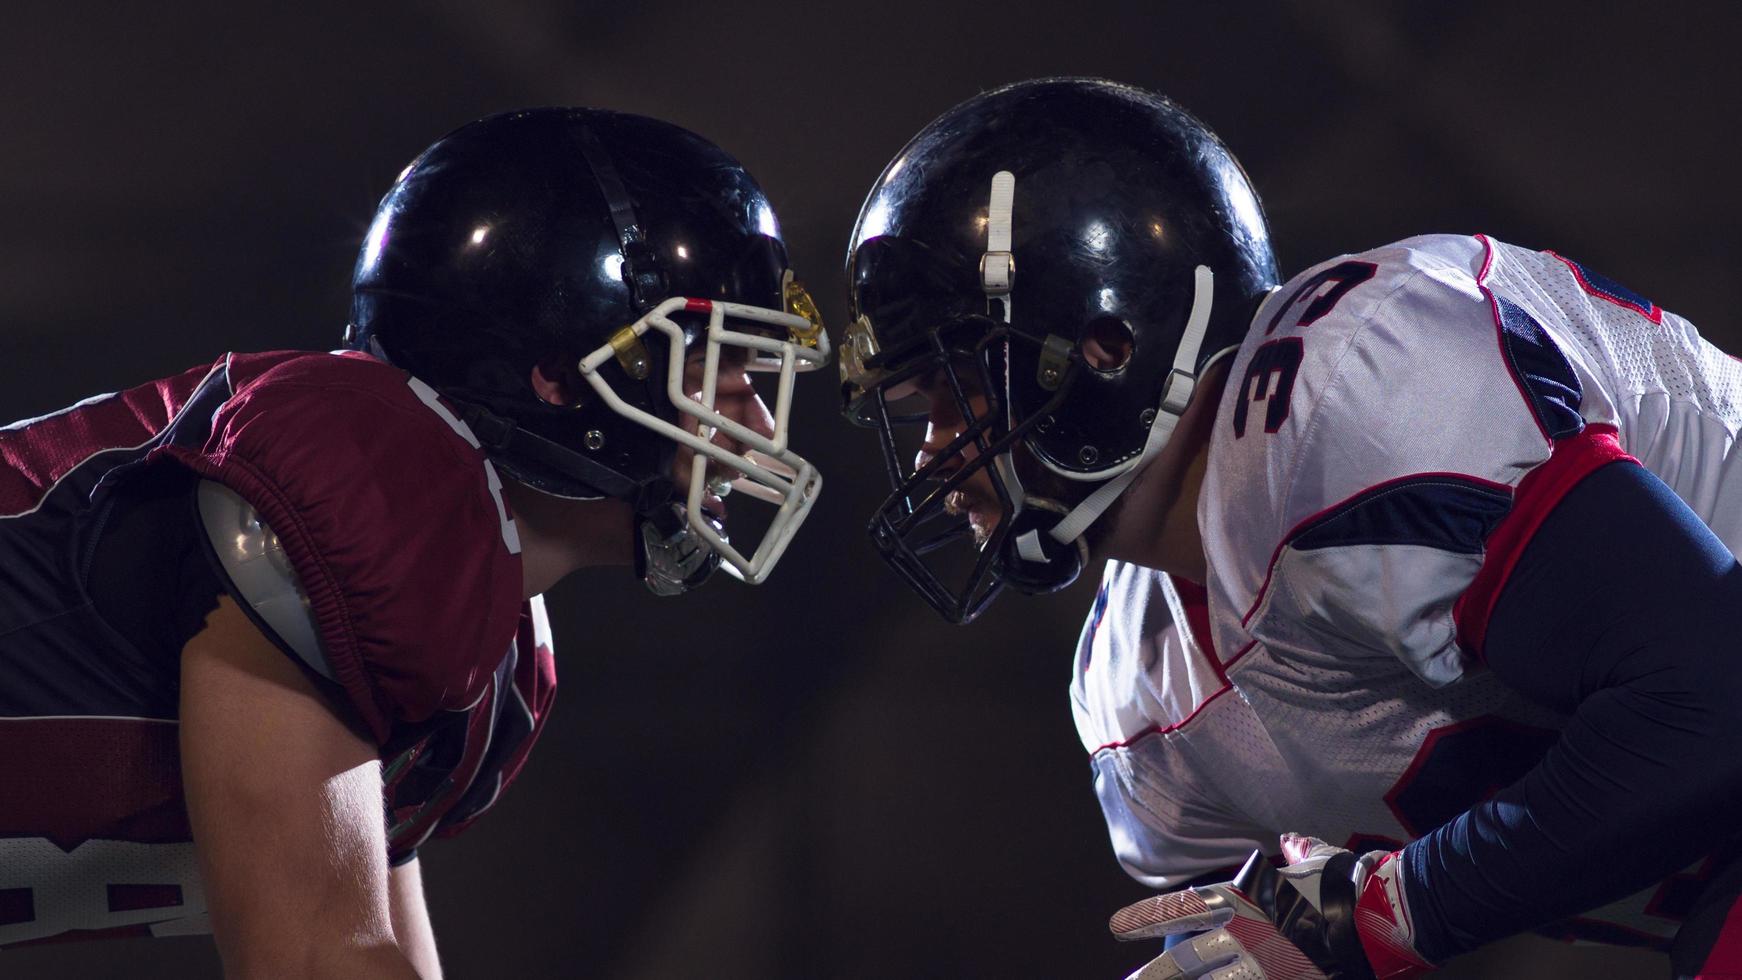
[1109,836,1435,980]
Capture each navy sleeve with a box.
[1400,460,1742,961]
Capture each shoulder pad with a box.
[195,479,333,681]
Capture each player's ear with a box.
[531,357,585,407]
[1081,315,1134,372]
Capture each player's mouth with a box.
[702,474,731,527]
[944,488,998,546]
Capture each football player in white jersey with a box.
[840,77,1742,978]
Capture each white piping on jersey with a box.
[499,597,547,741]
[457,662,529,820]
[503,597,543,729]
[404,376,522,555]
[481,461,522,555]
[0,358,231,521]
[1,389,119,432]
[392,672,501,855]
[466,772,507,821]
[406,375,482,449]
[398,611,541,843]
[448,673,494,715]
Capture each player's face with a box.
[675,345,776,523]
[884,362,1004,545]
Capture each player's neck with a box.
[1097,357,1229,584]
[500,481,634,598]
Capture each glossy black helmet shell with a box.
[348,107,789,500]
[846,77,1279,477]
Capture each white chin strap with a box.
[981,170,1037,535]
[1031,264,1217,554]
[978,166,1215,566]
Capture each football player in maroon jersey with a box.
[0,107,829,977]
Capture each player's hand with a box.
[1108,848,1331,980]
[1108,836,1434,979]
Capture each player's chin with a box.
[702,492,728,527]
[968,507,1000,546]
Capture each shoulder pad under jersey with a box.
[195,479,331,681]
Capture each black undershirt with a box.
[84,470,225,672]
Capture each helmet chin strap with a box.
[981,169,1036,533]
[977,172,1214,585]
[1020,264,1217,558]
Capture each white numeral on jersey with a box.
[0,838,209,947]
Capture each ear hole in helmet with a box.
[531,358,588,407]
[1081,316,1134,373]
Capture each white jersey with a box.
[1072,234,1742,943]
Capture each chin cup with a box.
[998,499,1087,595]
[635,504,722,597]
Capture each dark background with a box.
[3,2,1736,977]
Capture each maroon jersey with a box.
[0,351,555,946]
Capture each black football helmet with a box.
[348,108,830,594]
[841,78,1278,622]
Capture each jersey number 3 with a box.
[1235,261,1377,439]
[1233,338,1303,438]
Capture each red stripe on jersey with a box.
[1546,250,1665,325]
[0,362,218,516]
[1241,472,1513,630]
[1474,233,1497,283]
[1452,425,1634,660]
[0,718,189,850]
[1696,894,1742,977]
[1090,641,1255,753]
[1169,578,1223,668]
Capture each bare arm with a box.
[181,594,423,979]
[390,859,443,980]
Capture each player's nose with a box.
[914,419,965,476]
[738,389,776,442]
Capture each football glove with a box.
[1109,835,1434,979]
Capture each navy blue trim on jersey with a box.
[1494,296,1584,440]
[1553,253,1663,322]
[1080,581,1111,672]
[1399,460,1742,964]
[1289,476,1512,555]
